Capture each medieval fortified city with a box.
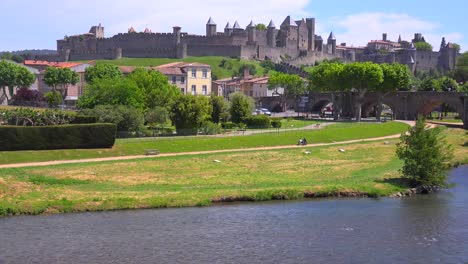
[0,1,467,263]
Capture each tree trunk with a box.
[376,94,383,122]
[355,102,362,122]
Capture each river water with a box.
[0,166,467,264]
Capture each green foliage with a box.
[245,115,271,128]
[453,52,468,83]
[221,122,237,129]
[70,115,97,124]
[452,43,461,53]
[413,42,433,52]
[79,105,144,132]
[418,76,459,91]
[341,62,384,93]
[43,67,79,100]
[255,23,267,30]
[260,60,276,74]
[127,68,180,110]
[1,52,12,60]
[0,123,116,151]
[0,60,35,102]
[237,63,257,77]
[271,118,282,128]
[77,77,145,111]
[379,63,411,92]
[308,62,344,92]
[199,121,221,135]
[84,63,123,83]
[229,93,254,124]
[460,82,468,92]
[210,94,229,123]
[0,107,76,126]
[44,91,62,108]
[170,94,212,135]
[268,72,305,98]
[396,116,453,187]
[145,107,169,128]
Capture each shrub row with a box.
[221,117,283,129]
[0,123,116,151]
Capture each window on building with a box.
[180,77,185,84]
[191,85,196,95]
[191,69,196,78]
[202,85,207,95]
[172,76,177,84]
[202,69,208,78]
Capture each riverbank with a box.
[0,128,465,216]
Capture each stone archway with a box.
[311,99,332,113]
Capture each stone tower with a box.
[173,26,181,45]
[327,31,336,55]
[267,20,276,47]
[247,20,256,44]
[206,17,217,37]
[89,24,104,38]
[224,22,233,36]
[306,18,315,51]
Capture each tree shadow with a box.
[375,177,414,189]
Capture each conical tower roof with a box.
[225,22,232,29]
[281,16,297,27]
[207,17,216,25]
[128,26,136,33]
[398,35,402,43]
[268,20,276,28]
[233,21,242,29]
[247,20,255,28]
[328,31,336,41]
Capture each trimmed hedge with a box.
[245,115,271,129]
[271,118,282,128]
[0,123,116,151]
[221,122,237,129]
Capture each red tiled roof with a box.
[24,60,91,68]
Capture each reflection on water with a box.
[0,166,467,264]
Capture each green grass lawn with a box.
[96,56,265,79]
[0,127,465,216]
[0,122,409,165]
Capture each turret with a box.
[247,20,256,43]
[224,22,233,36]
[267,20,276,47]
[306,18,315,51]
[233,21,243,33]
[440,37,447,50]
[89,23,104,38]
[327,31,336,55]
[398,35,402,43]
[206,17,217,37]
[173,26,181,45]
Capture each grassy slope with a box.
[96,56,265,80]
[0,122,409,165]
[0,128,465,216]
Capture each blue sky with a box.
[1,0,466,52]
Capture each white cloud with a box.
[328,12,465,51]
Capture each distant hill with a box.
[93,57,267,80]
[0,49,57,56]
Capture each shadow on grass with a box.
[375,177,414,189]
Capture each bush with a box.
[221,122,237,129]
[0,108,76,126]
[245,115,271,128]
[271,118,282,128]
[199,121,221,135]
[79,105,144,132]
[272,104,283,113]
[44,91,62,108]
[0,123,116,151]
[70,115,98,124]
[11,87,46,107]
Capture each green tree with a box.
[229,92,254,124]
[376,63,411,120]
[11,55,24,63]
[0,52,12,60]
[436,76,459,92]
[145,106,169,135]
[210,94,229,123]
[268,72,305,111]
[84,63,123,83]
[127,68,180,110]
[44,91,62,108]
[255,23,267,30]
[414,42,433,52]
[308,62,345,119]
[43,67,79,101]
[396,116,453,187]
[453,52,468,83]
[260,60,276,74]
[341,62,384,121]
[170,94,212,135]
[237,63,257,77]
[77,77,145,110]
[452,43,461,53]
[80,105,144,132]
[0,60,35,104]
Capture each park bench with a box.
[145,149,160,156]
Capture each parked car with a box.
[259,108,272,116]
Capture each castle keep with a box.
[51,16,458,73]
